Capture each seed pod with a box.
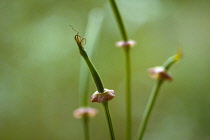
[73,107,98,119]
[148,66,173,81]
[91,89,115,103]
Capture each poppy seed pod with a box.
[91,89,115,103]
[148,66,173,81]
[73,107,98,119]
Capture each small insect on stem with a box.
[70,25,86,47]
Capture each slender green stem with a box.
[79,47,104,93]
[74,33,115,140]
[102,102,115,140]
[79,9,104,106]
[137,80,164,140]
[77,11,104,140]
[108,0,128,41]
[108,0,132,139]
[125,48,131,140]
[79,50,116,139]
[83,115,90,140]
[162,49,181,71]
[137,50,181,140]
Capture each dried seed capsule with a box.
[91,89,115,103]
[73,107,98,119]
[148,66,173,81]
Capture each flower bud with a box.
[174,47,182,62]
[73,107,98,119]
[116,40,136,48]
[148,66,173,81]
[91,89,115,103]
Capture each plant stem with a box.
[79,8,104,106]
[79,48,104,93]
[137,50,181,140]
[137,80,164,140]
[75,34,115,140]
[77,11,104,140]
[125,47,131,140]
[108,0,128,41]
[108,0,132,139]
[80,51,116,139]
[103,102,115,140]
[83,115,90,140]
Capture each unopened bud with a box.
[148,66,173,81]
[174,48,182,62]
[116,40,136,48]
[73,107,98,119]
[91,89,115,103]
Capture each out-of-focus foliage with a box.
[0,0,209,140]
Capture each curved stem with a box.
[83,115,90,140]
[75,35,115,140]
[79,10,105,104]
[102,102,115,140]
[79,48,104,93]
[78,11,104,140]
[137,80,163,140]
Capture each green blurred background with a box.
[0,0,209,140]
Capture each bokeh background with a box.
[0,0,209,140]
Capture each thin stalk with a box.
[78,10,104,140]
[83,115,90,140]
[137,80,164,140]
[137,50,181,140]
[108,0,128,41]
[83,52,104,93]
[108,0,132,139]
[82,53,115,139]
[125,47,131,140]
[103,102,115,140]
[74,33,115,139]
